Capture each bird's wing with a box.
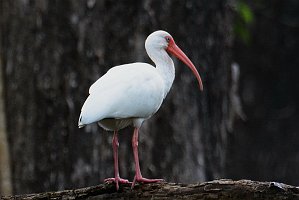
[79,63,165,125]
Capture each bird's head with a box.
[145,30,203,91]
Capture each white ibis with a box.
[78,30,203,190]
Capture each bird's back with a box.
[78,63,165,129]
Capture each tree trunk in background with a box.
[0,54,12,195]
[0,0,232,194]
[227,0,299,186]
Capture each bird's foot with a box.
[131,176,164,189]
[104,177,131,190]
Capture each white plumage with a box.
[78,30,203,190]
[79,63,165,130]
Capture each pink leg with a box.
[131,128,163,189]
[104,131,130,190]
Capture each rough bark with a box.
[0,55,12,195]
[1,180,299,200]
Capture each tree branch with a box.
[2,180,299,200]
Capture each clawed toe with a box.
[104,177,131,190]
[131,176,164,188]
[104,177,130,183]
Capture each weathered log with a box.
[1,180,299,200]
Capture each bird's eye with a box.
[165,36,171,43]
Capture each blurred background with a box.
[0,0,299,195]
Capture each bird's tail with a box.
[78,114,85,128]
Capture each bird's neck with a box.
[148,48,175,98]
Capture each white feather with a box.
[79,63,165,128]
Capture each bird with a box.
[78,30,203,190]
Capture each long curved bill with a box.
[166,40,203,91]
